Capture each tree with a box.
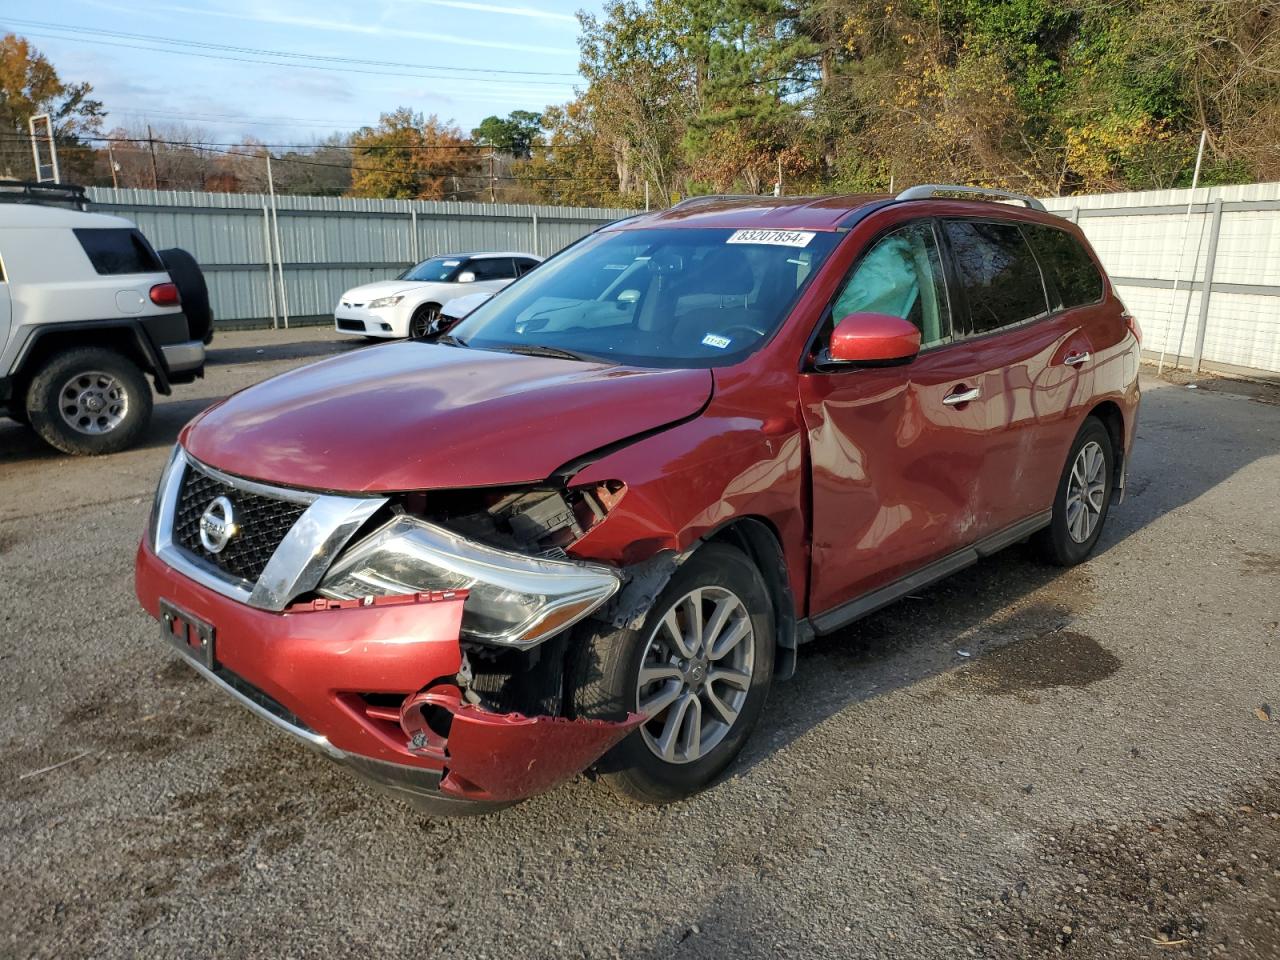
[349,109,478,199]
[0,33,105,183]
[472,110,543,159]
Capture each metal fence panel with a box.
[1043,182,1280,376]
[86,187,634,325]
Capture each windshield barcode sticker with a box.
[727,229,815,248]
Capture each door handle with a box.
[1063,351,1091,367]
[942,386,981,406]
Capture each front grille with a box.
[336,318,365,331]
[173,463,308,583]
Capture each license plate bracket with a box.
[159,599,216,670]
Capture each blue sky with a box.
[7,0,595,141]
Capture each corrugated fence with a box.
[1042,182,1280,377]
[86,187,633,327]
[88,183,1280,376]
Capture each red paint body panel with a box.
[828,312,922,364]
[135,540,637,802]
[137,194,1142,810]
[180,342,712,491]
[400,686,642,802]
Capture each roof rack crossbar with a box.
[894,184,1046,213]
[0,179,90,211]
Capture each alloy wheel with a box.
[636,586,755,765]
[410,307,439,338]
[58,371,128,435]
[1065,440,1106,543]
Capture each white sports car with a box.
[334,251,541,339]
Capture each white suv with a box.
[334,251,541,340]
[0,182,211,455]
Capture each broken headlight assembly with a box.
[316,516,620,649]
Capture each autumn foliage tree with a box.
[0,33,104,183]
[349,109,478,200]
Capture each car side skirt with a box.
[806,510,1052,636]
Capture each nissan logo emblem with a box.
[199,495,238,554]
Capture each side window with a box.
[942,220,1049,335]
[468,257,516,281]
[73,228,164,276]
[516,258,540,276]
[829,221,952,347]
[1024,224,1105,309]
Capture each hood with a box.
[340,279,437,302]
[181,343,713,492]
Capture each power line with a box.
[4,25,580,88]
[0,132,617,185]
[3,17,582,78]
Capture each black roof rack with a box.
[0,180,90,211]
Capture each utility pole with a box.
[147,124,160,190]
[644,181,650,211]
[488,151,496,203]
[265,150,290,329]
[107,142,119,189]
[774,156,783,197]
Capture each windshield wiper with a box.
[435,333,467,347]
[491,343,605,363]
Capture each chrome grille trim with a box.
[153,446,389,611]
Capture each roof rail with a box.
[0,180,90,211]
[670,194,767,210]
[894,184,1046,213]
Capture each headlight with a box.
[316,516,620,648]
[368,295,404,308]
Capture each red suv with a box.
[136,186,1140,813]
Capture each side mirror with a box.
[823,312,921,368]
[457,270,476,283]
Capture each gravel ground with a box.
[1,330,1277,959]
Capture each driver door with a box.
[798,219,1004,616]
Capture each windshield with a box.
[399,256,464,282]
[447,227,841,367]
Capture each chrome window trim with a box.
[152,446,388,612]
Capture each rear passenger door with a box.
[939,218,1079,533]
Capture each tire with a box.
[25,348,153,455]
[158,248,214,344]
[571,543,775,804]
[409,304,440,339]
[1034,416,1115,566]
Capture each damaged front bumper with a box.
[135,539,641,815]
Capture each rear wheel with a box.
[25,348,153,455]
[1035,416,1114,566]
[409,304,440,339]
[571,543,774,804]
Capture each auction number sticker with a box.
[726,229,815,248]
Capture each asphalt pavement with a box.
[1,328,1277,959]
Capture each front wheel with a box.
[25,348,153,455]
[409,304,440,339]
[1035,416,1115,566]
[571,543,774,804]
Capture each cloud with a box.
[136,0,578,56]
[407,0,577,25]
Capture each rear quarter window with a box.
[1024,224,1105,308]
[73,228,165,276]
